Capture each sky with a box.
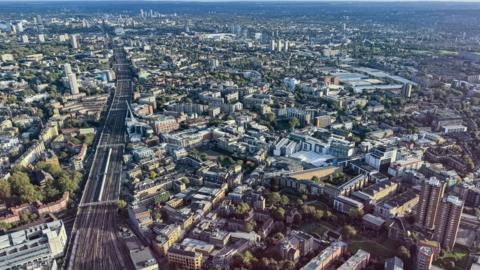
[1,0,480,3]
[11,0,476,1]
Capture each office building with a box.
[384,257,404,270]
[152,224,182,255]
[300,241,347,270]
[364,146,397,172]
[0,220,67,270]
[416,177,446,230]
[16,21,24,32]
[402,83,413,98]
[337,249,370,270]
[64,63,80,95]
[126,236,159,270]
[270,39,276,51]
[70,34,79,49]
[21,34,29,44]
[64,63,72,74]
[433,195,464,250]
[153,117,179,135]
[167,247,203,270]
[416,245,434,270]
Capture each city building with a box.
[384,257,404,270]
[0,220,67,270]
[416,177,446,230]
[374,190,419,219]
[70,34,79,49]
[433,195,464,250]
[300,241,347,270]
[65,63,80,95]
[333,195,364,214]
[126,236,159,270]
[152,224,182,255]
[337,249,370,270]
[416,245,434,270]
[167,247,203,270]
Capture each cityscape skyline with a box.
[0,1,479,270]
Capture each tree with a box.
[9,171,43,203]
[265,112,276,124]
[79,133,95,146]
[257,257,278,270]
[0,181,11,202]
[259,257,271,270]
[348,208,364,219]
[37,162,80,195]
[235,202,251,217]
[341,225,357,240]
[0,222,12,230]
[149,171,158,179]
[464,156,475,171]
[283,260,295,270]
[397,245,411,262]
[313,209,324,222]
[44,181,61,201]
[288,117,300,129]
[268,192,281,205]
[36,162,62,177]
[56,174,78,194]
[154,212,162,221]
[302,205,315,216]
[232,253,244,268]
[273,207,285,221]
[58,151,69,160]
[280,195,289,206]
[155,191,171,204]
[181,177,190,186]
[298,185,308,196]
[233,251,256,269]
[218,155,234,167]
[117,199,127,209]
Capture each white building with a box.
[0,220,67,270]
[21,34,29,44]
[70,34,79,49]
[365,146,397,171]
[441,124,467,134]
[283,77,299,90]
[64,63,79,95]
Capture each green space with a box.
[347,239,396,260]
[434,246,470,270]
[439,50,458,56]
[300,222,329,237]
[275,119,292,131]
[195,147,223,161]
[411,50,431,55]
[308,200,330,209]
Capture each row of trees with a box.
[266,191,290,207]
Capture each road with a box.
[65,48,133,270]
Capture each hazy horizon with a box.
[1,0,480,2]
